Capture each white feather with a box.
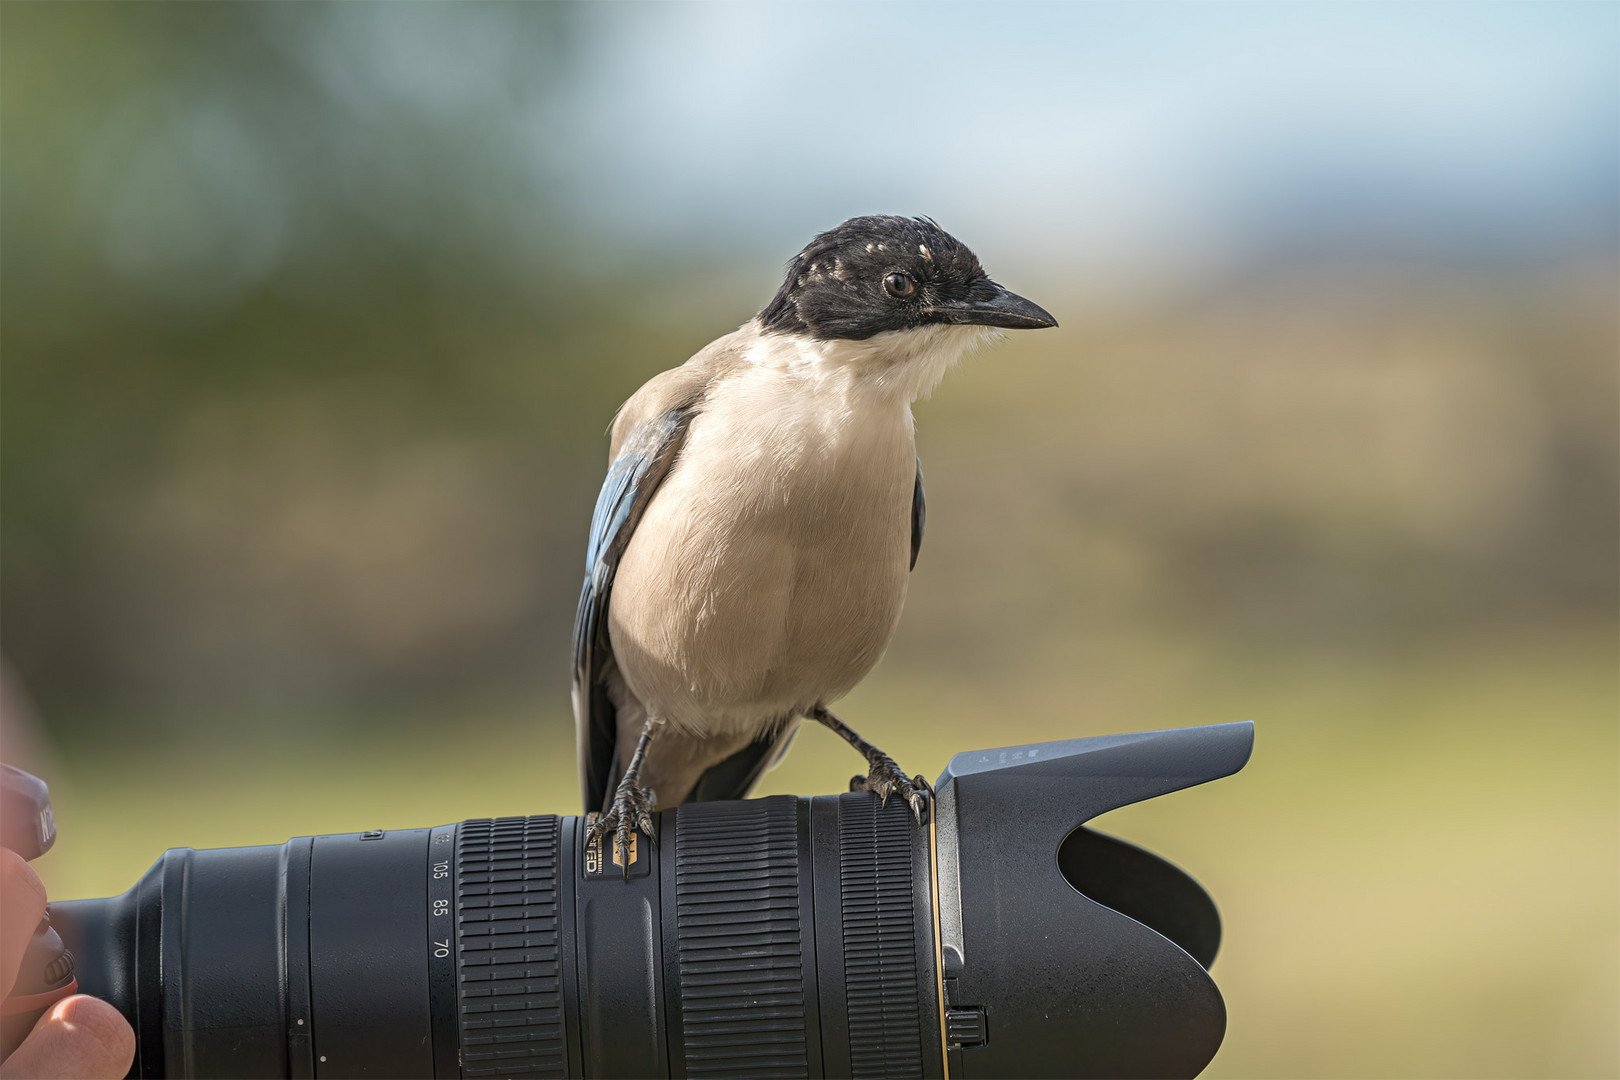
[743,322,997,406]
[607,320,993,740]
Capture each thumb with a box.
[0,995,135,1079]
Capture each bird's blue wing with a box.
[574,405,695,813]
[910,457,925,571]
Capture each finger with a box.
[0,994,135,1079]
[0,850,47,996]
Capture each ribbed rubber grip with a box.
[456,816,567,1078]
[674,796,809,1078]
[838,793,924,1078]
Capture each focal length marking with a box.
[426,824,460,1079]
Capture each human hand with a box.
[0,850,134,1079]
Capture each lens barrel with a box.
[51,793,941,1079]
[47,722,1252,1079]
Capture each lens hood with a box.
[935,720,1253,1077]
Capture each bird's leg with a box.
[809,706,928,824]
[588,716,663,878]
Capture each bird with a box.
[573,215,1056,867]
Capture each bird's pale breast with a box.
[607,364,916,735]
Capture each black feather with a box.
[685,724,797,804]
[910,457,925,571]
[759,215,989,341]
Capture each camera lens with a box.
[45,722,1250,1079]
[50,793,943,1079]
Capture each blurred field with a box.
[31,623,1617,1079]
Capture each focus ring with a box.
[674,795,809,1078]
[456,816,566,1078]
[838,793,924,1078]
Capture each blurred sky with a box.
[76,1,1618,315]
[554,2,1618,274]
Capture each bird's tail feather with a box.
[685,718,800,804]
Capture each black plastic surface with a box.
[166,845,296,1077]
[455,816,567,1077]
[837,793,927,1079]
[1058,827,1221,970]
[574,815,667,1078]
[284,837,316,1079]
[670,796,809,1078]
[308,829,433,1077]
[937,721,1253,1079]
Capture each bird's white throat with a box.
[744,321,998,405]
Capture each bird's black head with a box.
[758,215,1057,342]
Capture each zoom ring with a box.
[839,793,925,1079]
[456,816,566,1078]
[674,795,810,1078]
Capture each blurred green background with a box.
[2,3,1615,1077]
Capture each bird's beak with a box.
[924,282,1058,330]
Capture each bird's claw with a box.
[587,781,657,879]
[849,757,929,824]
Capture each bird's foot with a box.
[587,779,657,879]
[849,753,929,824]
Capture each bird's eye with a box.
[883,272,916,298]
